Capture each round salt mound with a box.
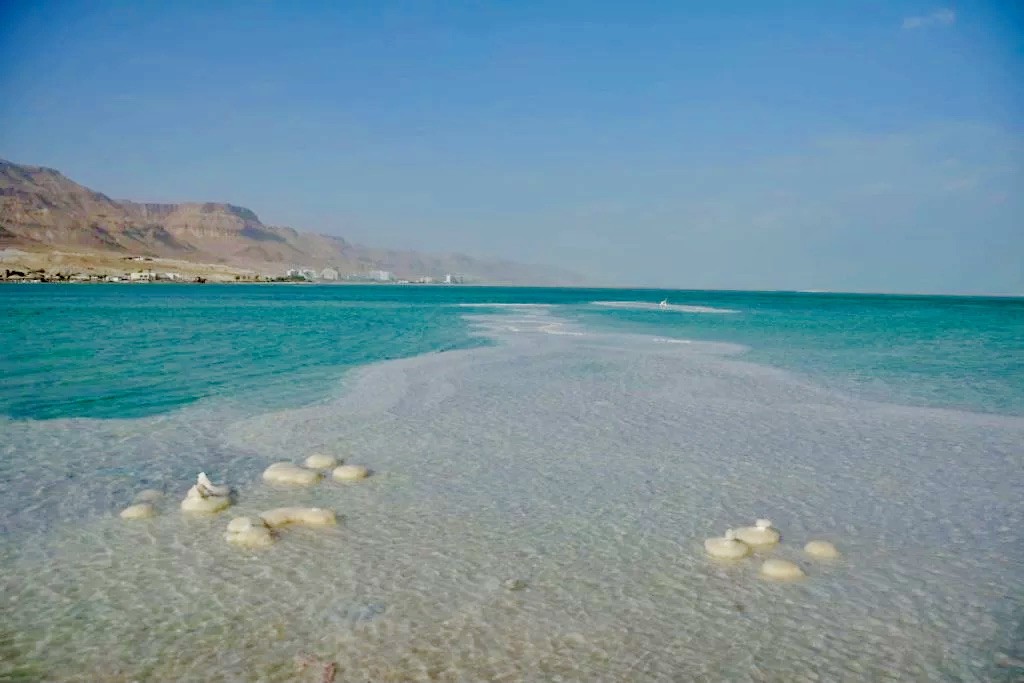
[760,559,806,581]
[704,531,751,560]
[304,453,339,469]
[262,462,322,486]
[804,540,840,559]
[227,516,264,534]
[180,494,231,514]
[734,519,781,547]
[225,517,275,547]
[332,464,370,481]
[119,503,155,520]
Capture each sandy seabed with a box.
[1,307,1022,682]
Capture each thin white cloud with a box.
[902,9,956,30]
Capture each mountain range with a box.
[0,159,582,284]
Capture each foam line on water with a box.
[592,300,740,314]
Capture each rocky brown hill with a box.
[0,159,582,284]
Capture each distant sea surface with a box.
[1,284,1022,682]
[1,285,1022,419]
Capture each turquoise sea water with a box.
[1,285,1023,682]
[571,291,1024,416]
[1,285,1022,419]
[0,285,483,419]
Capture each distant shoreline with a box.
[0,279,1020,299]
[0,279,472,286]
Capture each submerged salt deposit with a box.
[804,540,841,559]
[734,519,781,547]
[0,302,1022,682]
[704,529,751,560]
[332,464,370,481]
[263,461,322,486]
[304,453,340,469]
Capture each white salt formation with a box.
[119,503,155,520]
[225,516,275,548]
[332,464,370,481]
[227,516,253,533]
[180,473,232,514]
[259,507,337,528]
[760,559,806,581]
[804,540,840,559]
[704,529,751,559]
[262,462,322,486]
[304,453,339,469]
[735,519,781,547]
[181,485,232,513]
[197,472,231,496]
[132,489,163,504]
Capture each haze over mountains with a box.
[0,159,582,284]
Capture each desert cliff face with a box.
[0,159,582,284]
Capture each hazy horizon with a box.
[1,1,1021,293]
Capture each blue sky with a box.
[1,1,1021,292]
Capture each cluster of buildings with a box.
[282,268,465,284]
[285,268,322,280]
[1,256,467,285]
[284,267,393,282]
[1,269,207,284]
[126,270,186,282]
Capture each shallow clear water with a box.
[0,286,1022,681]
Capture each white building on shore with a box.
[156,272,183,281]
[285,267,318,280]
[320,267,339,281]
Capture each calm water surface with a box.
[0,284,1021,681]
